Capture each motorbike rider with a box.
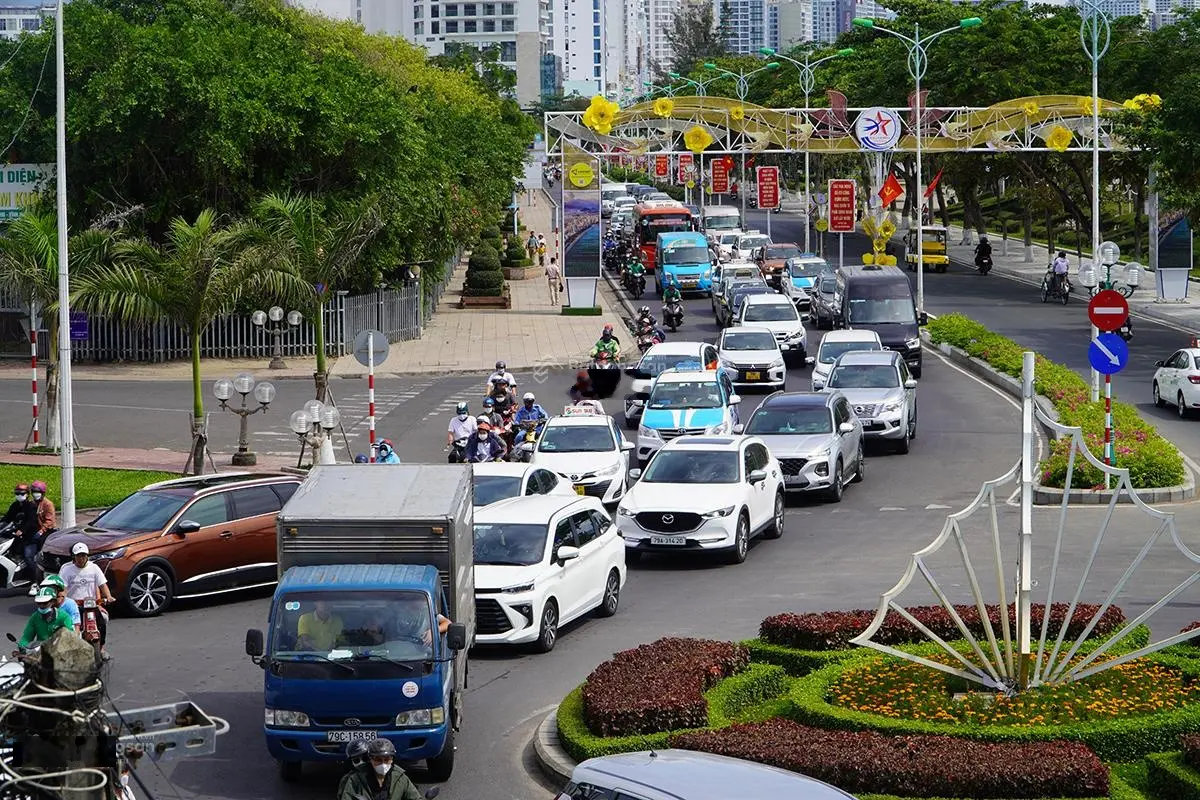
[1051,250,1070,294]
[487,361,517,397]
[590,324,621,362]
[446,402,477,462]
[1,483,32,533]
[376,439,401,464]
[569,370,598,404]
[974,236,992,269]
[514,392,548,435]
[59,542,115,656]
[40,573,80,632]
[627,255,647,287]
[662,278,683,307]
[19,481,54,587]
[488,377,516,419]
[336,741,371,796]
[480,397,505,430]
[635,305,657,331]
[336,739,425,800]
[465,420,507,463]
[16,587,75,651]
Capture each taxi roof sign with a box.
[563,403,602,416]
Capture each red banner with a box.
[712,159,730,193]
[756,166,780,210]
[654,155,669,179]
[879,172,903,207]
[677,153,694,183]
[828,179,857,233]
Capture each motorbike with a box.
[588,353,622,399]
[663,300,684,332]
[976,254,993,275]
[1040,267,1071,306]
[447,437,469,463]
[630,271,646,300]
[80,598,104,660]
[0,523,32,591]
[1118,317,1133,342]
[634,320,666,353]
[509,420,541,463]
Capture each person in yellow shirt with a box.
[296,601,344,651]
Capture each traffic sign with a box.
[353,329,389,368]
[1087,289,1130,332]
[756,166,780,209]
[828,179,857,233]
[1088,333,1129,375]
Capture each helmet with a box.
[495,361,507,371]
[476,415,490,425]
[378,439,394,452]
[367,739,397,759]
[40,574,65,591]
[639,306,650,315]
[14,484,27,494]
[354,454,369,463]
[456,401,468,415]
[71,542,89,556]
[576,370,589,381]
[603,324,614,335]
[483,397,496,408]
[34,587,56,605]
[346,740,370,763]
[478,421,492,431]
[522,392,535,402]
[31,481,46,494]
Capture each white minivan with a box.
[736,294,808,364]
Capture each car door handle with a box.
[220,530,234,539]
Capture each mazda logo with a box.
[344,718,361,727]
[661,514,674,524]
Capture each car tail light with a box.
[1189,376,1200,384]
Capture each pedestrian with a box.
[526,231,538,263]
[546,256,562,305]
[537,234,547,267]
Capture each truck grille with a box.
[635,512,702,533]
[659,427,706,441]
[475,598,512,634]
[778,458,808,476]
[311,715,392,727]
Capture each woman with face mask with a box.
[465,421,506,463]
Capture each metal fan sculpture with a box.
[851,352,1200,692]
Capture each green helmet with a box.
[40,574,65,591]
[34,586,56,604]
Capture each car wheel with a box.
[826,460,844,503]
[908,410,917,440]
[279,761,303,783]
[762,491,785,540]
[1154,381,1165,408]
[596,569,621,617]
[124,564,174,617]
[852,443,865,483]
[897,424,911,454]
[1180,392,1191,419]
[534,599,559,653]
[724,513,750,565]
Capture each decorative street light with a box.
[760,46,854,252]
[852,16,983,319]
[1078,241,1141,297]
[252,306,303,370]
[213,373,276,466]
[642,80,677,98]
[703,62,781,220]
[289,399,341,466]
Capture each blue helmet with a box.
[354,454,368,463]
[483,397,496,408]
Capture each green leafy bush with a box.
[464,242,505,297]
[743,638,861,676]
[1146,752,1200,800]
[927,314,1185,489]
[503,239,529,268]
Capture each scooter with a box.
[0,524,32,591]
[631,272,646,300]
[976,254,993,275]
[635,321,665,352]
[663,300,684,332]
[509,420,540,463]
[1118,317,1133,342]
[447,437,469,463]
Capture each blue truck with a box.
[655,231,715,296]
[244,464,474,783]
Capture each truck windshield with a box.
[474,523,548,566]
[269,591,434,668]
[663,246,710,265]
[705,215,740,231]
[93,491,188,533]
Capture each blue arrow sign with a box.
[1088,332,1129,375]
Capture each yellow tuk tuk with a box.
[904,226,949,273]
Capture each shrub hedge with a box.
[581,638,749,737]
[743,638,863,676]
[927,313,1184,489]
[1146,752,1200,800]
[672,719,1109,799]
[464,242,505,296]
[759,603,1126,651]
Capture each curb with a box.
[532,709,575,786]
[926,332,1196,505]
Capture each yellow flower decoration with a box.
[1022,101,1040,116]
[730,106,745,122]
[582,95,620,135]
[683,125,714,154]
[1045,125,1073,153]
[652,97,675,118]
[862,253,876,265]
[879,219,897,239]
[1124,92,1163,112]
[1078,96,1094,115]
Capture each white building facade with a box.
[0,2,42,39]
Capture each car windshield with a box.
[743,302,798,322]
[727,277,764,292]
[642,450,739,483]
[663,246,710,265]
[719,233,740,244]
[789,260,827,277]
[538,425,615,453]
[472,475,521,506]
[93,491,189,533]
[723,331,778,351]
[819,340,880,364]
[846,294,916,324]
[638,353,705,376]
[268,590,435,670]
[747,407,833,435]
[733,289,773,309]
[739,236,769,250]
[829,364,900,388]
[473,522,548,566]
[648,380,723,409]
[766,245,801,260]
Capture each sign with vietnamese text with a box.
[828,179,857,233]
[69,311,88,341]
[677,153,694,183]
[0,164,52,221]
[756,167,780,210]
[711,159,730,194]
[654,155,669,180]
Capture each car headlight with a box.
[395,707,445,727]
[597,462,622,477]
[703,505,736,518]
[265,708,310,728]
[786,330,804,341]
[702,270,711,279]
[706,421,731,434]
[905,337,921,349]
[618,505,637,517]
[639,426,661,440]
[806,448,832,462]
[91,547,127,562]
[883,400,904,412]
[502,582,535,594]
[769,358,785,369]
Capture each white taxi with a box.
[532,405,635,505]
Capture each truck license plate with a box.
[745,371,760,381]
[650,536,684,546]
[326,730,377,743]
[574,485,586,495]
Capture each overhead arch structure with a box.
[544,95,1129,156]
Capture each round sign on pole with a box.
[353,329,389,368]
[1087,289,1130,332]
[815,218,829,232]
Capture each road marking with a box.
[924,503,951,510]
[879,506,906,512]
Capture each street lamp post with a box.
[667,72,724,212]
[642,81,678,98]
[289,399,341,467]
[852,17,982,318]
[213,373,276,466]
[760,47,854,252]
[252,306,303,370]
[704,62,781,221]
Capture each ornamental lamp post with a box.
[290,399,341,466]
[703,62,781,220]
[252,306,303,370]
[852,16,982,319]
[760,46,854,252]
[213,373,275,466]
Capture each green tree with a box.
[252,193,382,400]
[664,4,728,77]
[73,210,308,472]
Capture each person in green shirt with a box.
[663,279,682,305]
[337,739,424,800]
[590,324,621,362]
[18,587,74,649]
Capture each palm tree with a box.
[73,209,309,473]
[0,211,120,451]
[252,193,382,401]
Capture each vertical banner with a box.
[828,179,857,233]
[677,153,694,183]
[561,142,601,310]
[756,166,780,210]
[711,158,730,194]
[654,155,669,180]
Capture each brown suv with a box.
[754,242,803,288]
[39,473,302,617]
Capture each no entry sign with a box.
[1087,289,1129,332]
[828,179,857,233]
[756,166,780,209]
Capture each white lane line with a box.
[879,506,906,512]
[925,503,951,510]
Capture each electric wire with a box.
[0,36,52,166]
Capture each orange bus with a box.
[632,202,695,266]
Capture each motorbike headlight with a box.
[769,358,785,369]
[703,505,736,518]
[395,707,444,727]
[265,708,310,728]
[91,547,126,562]
[501,582,535,594]
[905,337,921,350]
[639,426,661,440]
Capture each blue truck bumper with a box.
[266,725,449,763]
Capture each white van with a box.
[703,206,742,233]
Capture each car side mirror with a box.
[748,469,767,484]
[732,423,745,435]
[729,394,742,405]
[1155,360,1165,367]
[446,622,468,651]
[628,468,642,480]
[621,440,635,452]
[424,790,441,800]
[904,379,918,389]
[805,356,816,365]
[918,312,929,325]
[174,520,201,535]
[556,545,580,564]
[245,628,265,659]
[838,422,855,434]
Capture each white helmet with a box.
[523,392,535,402]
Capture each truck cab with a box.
[655,231,715,296]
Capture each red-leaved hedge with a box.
[582,637,749,737]
[1182,733,1200,769]
[672,719,1109,798]
[760,603,1126,651]
[1179,621,1200,646]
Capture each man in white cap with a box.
[59,542,115,653]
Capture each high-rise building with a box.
[560,0,606,95]
[766,0,781,50]
[811,0,838,41]
[718,0,768,54]
[777,0,813,47]
[623,0,649,95]
[646,0,683,72]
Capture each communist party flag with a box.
[923,168,944,198]
[878,172,903,206]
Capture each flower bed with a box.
[671,718,1109,799]
[759,603,1125,651]
[581,637,749,737]
[927,313,1184,489]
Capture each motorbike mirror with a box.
[5,633,15,644]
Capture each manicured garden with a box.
[556,605,1200,799]
[0,464,179,510]
[926,314,1185,490]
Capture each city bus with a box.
[632,202,695,266]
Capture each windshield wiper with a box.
[274,653,357,673]
[351,653,422,673]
